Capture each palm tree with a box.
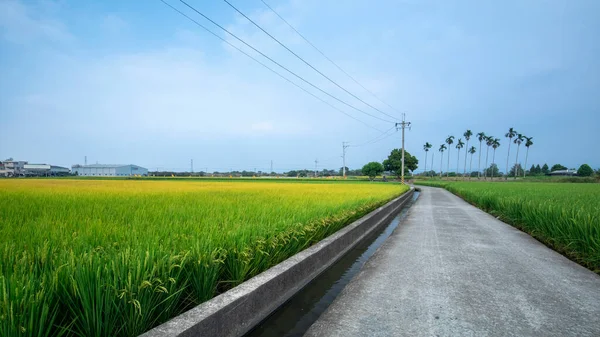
[463,130,472,177]
[445,135,455,177]
[423,142,432,177]
[476,132,486,178]
[505,127,517,180]
[484,136,494,179]
[456,138,464,180]
[523,136,533,177]
[468,146,476,180]
[491,138,501,178]
[431,150,435,177]
[513,134,524,179]
[439,144,447,178]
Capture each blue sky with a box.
[1,0,598,173]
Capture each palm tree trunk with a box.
[463,140,469,178]
[523,147,529,178]
[431,151,435,177]
[505,141,512,180]
[469,153,473,180]
[484,146,490,179]
[446,148,451,178]
[478,140,482,179]
[440,152,444,178]
[456,149,460,181]
[514,145,521,179]
[492,149,496,179]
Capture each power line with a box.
[259,0,402,117]
[222,0,399,122]
[176,0,395,124]
[159,0,382,132]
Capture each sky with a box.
[1,0,598,173]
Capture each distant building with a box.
[548,169,577,176]
[0,158,28,177]
[72,164,148,177]
[24,164,70,176]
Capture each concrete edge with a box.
[140,187,415,337]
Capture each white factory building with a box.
[24,164,70,176]
[72,164,148,177]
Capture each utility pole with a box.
[270,160,273,175]
[84,156,87,166]
[314,159,318,178]
[342,142,349,178]
[395,113,411,185]
[191,159,194,173]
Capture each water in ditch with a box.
[245,191,420,337]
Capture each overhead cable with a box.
[260,0,402,116]
[222,0,400,122]
[159,0,383,132]
[177,0,395,124]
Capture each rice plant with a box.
[0,179,407,336]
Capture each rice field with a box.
[415,180,600,272]
[0,179,408,337]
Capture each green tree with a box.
[484,163,500,177]
[529,165,536,176]
[463,130,473,176]
[456,138,464,178]
[484,136,494,179]
[513,134,524,179]
[362,162,384,180]
[383,149,418,178]
[577,164,594,177]
[491,138,501,178]
[423,142,432,177]
[438,144,447,177]
[339,166,349,176]
[523,136,533,177]
[476,132,486,178]
[551,164,567,172]
[509,164,524,177]
[445,135,455,177]
[505,127,518,180]
[542,163,549,174]
[468,146,476,180]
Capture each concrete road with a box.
[305,186,600,337]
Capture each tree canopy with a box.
[362,162,384,180]
[542,164,549,174]
[484,164,500,177]
[383,149,418,178]
[577,164,594,177]
[551,164,568,172]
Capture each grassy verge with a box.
[0,179,408,337]
[415,180,600,273]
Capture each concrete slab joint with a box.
[140,188,415,337]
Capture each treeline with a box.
[149,168,364,178]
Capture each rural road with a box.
[305,186,600,337]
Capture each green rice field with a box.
[0,179,408,337]
[415,180,600,273]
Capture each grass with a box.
[415,180,600,272]
[0,179,408,337]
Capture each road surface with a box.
[305,186,600,337]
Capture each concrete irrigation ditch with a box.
[140,187,415,337]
